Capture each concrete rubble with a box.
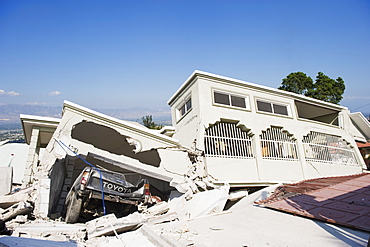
[1,92,369,246]
[0,125,231,245]
[0,183,232,246]
[1,171,370,246]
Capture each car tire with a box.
[65,190,82,223]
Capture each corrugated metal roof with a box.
[257,173,370,232]
[357,142,370,148]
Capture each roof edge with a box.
[62,100,180,145]
[167,70,347,110]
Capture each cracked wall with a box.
[71,121,161,167]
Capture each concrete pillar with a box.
[22,127,40,188]
[34,178,51,219]
[0,167,13,196]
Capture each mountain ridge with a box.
[0,104,172,127]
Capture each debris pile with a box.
[0,140,236,246]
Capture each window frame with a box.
[176,95,192,121]
[255,99,291,117]
[212,89,251,111]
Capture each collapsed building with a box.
[15,70,370,219]
[1,70,370,246]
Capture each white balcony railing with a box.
[204,122,254,159]
[260,127,298,161]
[303,131,358,165]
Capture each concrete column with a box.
[22,127,40,188]
[0,167,13,195]
[34,178,51,219]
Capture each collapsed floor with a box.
[0,177,370,247]
[2,100,369,246]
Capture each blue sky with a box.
[0,0,369,114]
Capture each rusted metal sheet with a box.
[259,173,370,232]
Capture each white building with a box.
[20,70,370,217]
[168,70,369,186]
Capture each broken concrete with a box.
[12,221,86,242]
[168,185,229,221]
[32,100,202,219]
[0,167,12,196]
[0,201,33,222]
[0,187,32,210]
[86,201,171,239]
[86,213,143,239]
[141,191,370,247]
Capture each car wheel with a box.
[65,190,82,223]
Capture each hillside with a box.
[0,104,172,127]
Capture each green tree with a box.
[278,72,313,95]
[305,72,345,104]
[141,115,163,130]
[279,71,345,104]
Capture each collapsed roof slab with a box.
[42,100,191,179]
[34,101,193,218]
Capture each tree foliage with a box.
[141,115,163,130]
[279,71,345,104]
[278,72,313,95]
[305,72,345,104]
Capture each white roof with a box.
[349,112,370,141]
[63,100,180,145]
[168,70,347,111]
[20,114,61,146]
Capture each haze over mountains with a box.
[0,104,172,129]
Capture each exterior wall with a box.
[42,102,189,183]
[37,101,193,216]
[170,78,201,148]
[170,73,365,186]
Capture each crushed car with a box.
[64,166,151,223]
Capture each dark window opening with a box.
[257,100,289,116]
[185,98,192,111]
[257,101,273,113]
[214,92,230,105]
[295,100,339,126]
[214,91,247,109]
[231,95,246,108]
[178,97,192,118]
[273,104,288,116]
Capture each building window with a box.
[302,132,359,165]
[260,127,298,161]
[177,97,192,118]
[295,100,340,126]
[213,91,249,109]
[204,121,254,159]
[257,100,289,116]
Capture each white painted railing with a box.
[204,122,254,159]
[260,127,298,161]
[302,131,358,165]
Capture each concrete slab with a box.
[0,187,32,210]
[0,201,32,222]
[12,221,86,242]
[87,227,157,247]
[86,213,143,239]
[145,196,370,247]
[0,167,12,196]
[168,185,229,220]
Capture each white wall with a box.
[170,75,365,186]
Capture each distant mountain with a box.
[0,104,62,124]
[0,104,172,127]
